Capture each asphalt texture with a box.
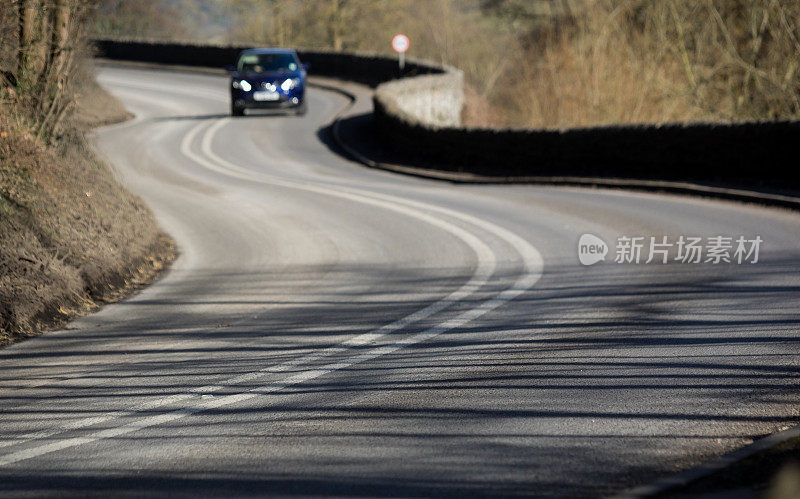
[0,66,799,497]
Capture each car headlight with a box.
[281,78,301,92]
[234,80,252,92]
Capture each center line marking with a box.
[0,79,543,466]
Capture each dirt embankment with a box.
[0,76,175,347]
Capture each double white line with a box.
[0,88,543,466]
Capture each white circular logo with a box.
[578,234,608,266]
[391,34,410,54]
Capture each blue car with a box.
[229,48,308,116]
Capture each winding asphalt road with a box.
[1,65,799,497]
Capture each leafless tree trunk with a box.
[37,3,51,68]
[50,0,72,76]
[328,0,347,51]
[273,0,286,47]
[16,0,43,89]
[37,0,79,136]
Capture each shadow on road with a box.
[0,255,798,496]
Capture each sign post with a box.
[391,34,410,74]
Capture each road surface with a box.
[1,66,799,497]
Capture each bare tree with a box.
[13,0,86,136]
[327,0,349,51]
[49,0,72,75]
[16,0,44,90]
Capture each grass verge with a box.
[0,72,175,348]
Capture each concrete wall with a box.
[375,72,464,127]
[372,103,800,190]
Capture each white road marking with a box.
[195,117,542,295]
[0,81,543,467]
[0,123,498,460]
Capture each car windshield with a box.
[238,53,298,73]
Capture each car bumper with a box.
[232,90,304,109]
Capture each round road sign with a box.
[391,34,410,54]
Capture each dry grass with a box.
[504,0,800,128]
[1,7,175,346]
[461,83,507,128]
[72,66,133,129]
[0,101,175,345]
